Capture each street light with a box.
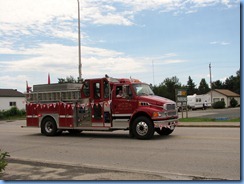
[77,0,82,82]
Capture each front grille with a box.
[167,111,177,116]
[166,104,176,110]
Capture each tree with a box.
[198,78,210,94]
[152,76,181,101]
[186,76,197,95]
[152,83,168,98]
[223,69,240,94]
[163,76,181,101]
[212,80,224,89]
[235,69,240,94]
[230,98,238,108]
[58,76,78,83]
[224,76,235,91]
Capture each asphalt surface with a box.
[1,121,240,181]
[0,107,240,181]
[2,158,175,180]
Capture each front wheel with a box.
[155,127,174,136]
[132,116,154,140]
[41,117,57,136]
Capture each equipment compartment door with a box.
[76,99,92,127]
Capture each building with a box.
[207,89,240,108]
[0,89,25,111]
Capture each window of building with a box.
[213,98,220,103]
[9,102,16,106]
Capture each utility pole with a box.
[77,0,82,82]
[209,63,213,105]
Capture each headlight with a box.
[152,112,166,118]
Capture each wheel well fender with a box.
[40,115,57,127]
[130,111,152,128]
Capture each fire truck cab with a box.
[26,76,178,139]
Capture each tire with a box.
[132,116,154,140]
[155,127,174,136]
[41,117,57,136]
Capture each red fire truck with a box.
[25,76,178,139]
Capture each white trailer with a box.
[187,94,211,110]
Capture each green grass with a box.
[179,117,240,122]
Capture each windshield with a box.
[132,84,154,96]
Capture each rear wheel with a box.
[132,116,154,140]
[41,117,57,136]
[155,126,174,136]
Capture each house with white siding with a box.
[0,89,25,111]
[207,89,240,108]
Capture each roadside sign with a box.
[177,90,187,97]
[176,89,188,118]
[176,89,187,102]
[177,96,187,102]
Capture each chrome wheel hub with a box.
[136,121,148,136]
[45,121,53,133]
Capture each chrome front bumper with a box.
[153,119,178,129]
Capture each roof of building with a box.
[0,89,25,97]
[213,89,240,97]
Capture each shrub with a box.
[20,109,26,116]
[230,98,238,108]
[0,111,3,120]
[0,149,10,174]
[212,101,226,109]
[0,107,26,120]
[8,107,20,116]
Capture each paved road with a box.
[0,120,240,180]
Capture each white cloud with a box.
[220,77,227,82]
[0,0,76,25]
[220,41,230,45]
[0,0,237,29]
[0,0,239,92]
[82,46,123,58]
[161,59,187,64]
[210,41,231,46]
[0,0,238,47]
[0,75,28,92]
[210,41,218,44]
[0,43,146,91]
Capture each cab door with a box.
[90,79,104,126]
[112,85,137,123]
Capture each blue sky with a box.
[0,0,240,93]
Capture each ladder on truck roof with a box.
[27,83,83,103]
